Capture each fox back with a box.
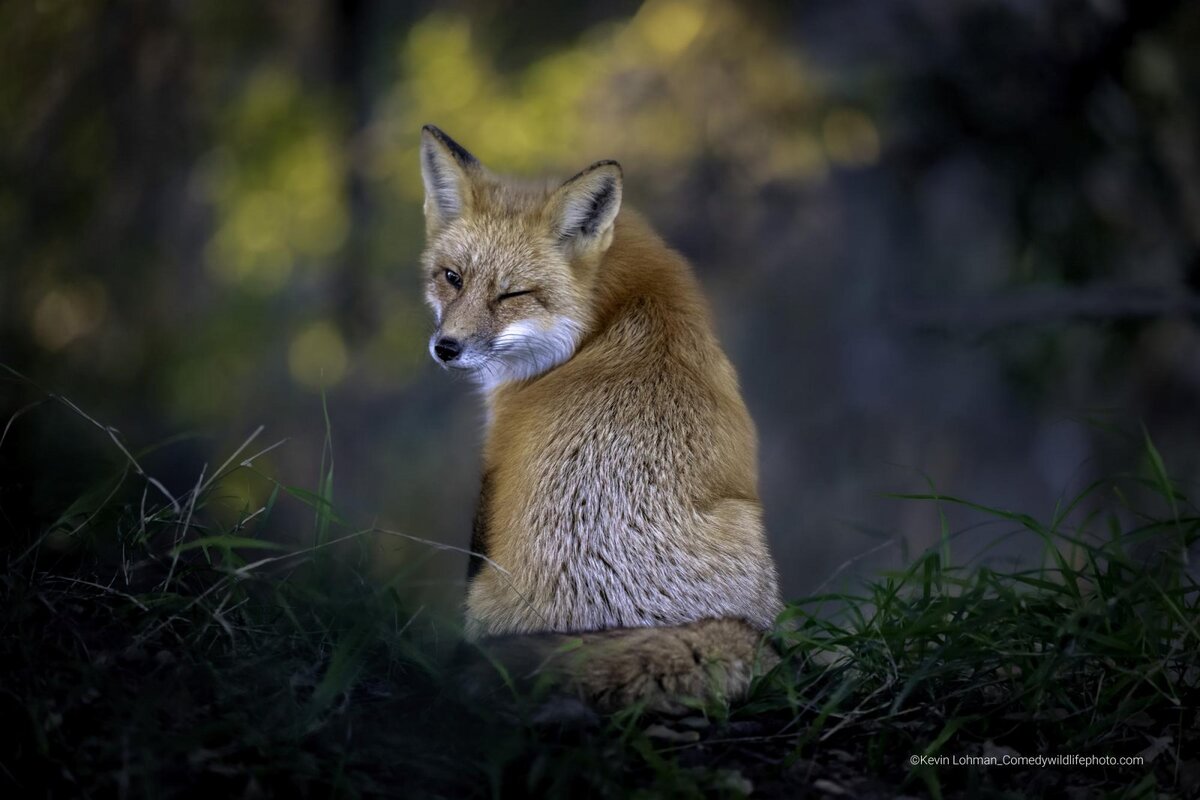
[418,126,782,701]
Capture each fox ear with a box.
[420,125,479,233]
[550,160,623,255]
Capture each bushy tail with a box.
[462,618,780,714]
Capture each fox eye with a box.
[497,289,534,302]
[443,269,463,290]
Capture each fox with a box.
[418,124,783,712]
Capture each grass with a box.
[2,381,1198,798]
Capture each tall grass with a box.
[2,375,1197,798]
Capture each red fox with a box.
[419,125,783,712]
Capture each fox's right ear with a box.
[549,160,623,260]
[420,125,479,234]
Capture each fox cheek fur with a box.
[418,124,783,711]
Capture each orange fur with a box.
[419,125,782,709]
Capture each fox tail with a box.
[462,617,780,714]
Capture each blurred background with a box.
[2,0,1199,609]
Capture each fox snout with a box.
[428,329,475,367]
[433,336,461,362]
[428,324,494,370]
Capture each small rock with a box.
[644,724,700,743]
[530,695,600,731]
[713,769,753,795]
[723,719,769,737]
[676,716,711,730]
[812,778,847,795]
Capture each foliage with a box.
[4,2,1199,601]
[2,384,1197,798]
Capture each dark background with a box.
[3,0,1199,611]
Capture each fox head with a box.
[418,125,623,390]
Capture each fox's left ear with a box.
[420,124,479,234]
[549,160,623,258]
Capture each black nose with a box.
[434,337,462,362]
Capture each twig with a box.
[163,464,206,590]
[371,526,552,629]
[812,537,900,596]
[55,394,182,513]
[199,425,265,494]
[2,363,181,512]
[45,575,150,612]
[239,437,289,468]
[0,398,47,450]
[14,466,130,565]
